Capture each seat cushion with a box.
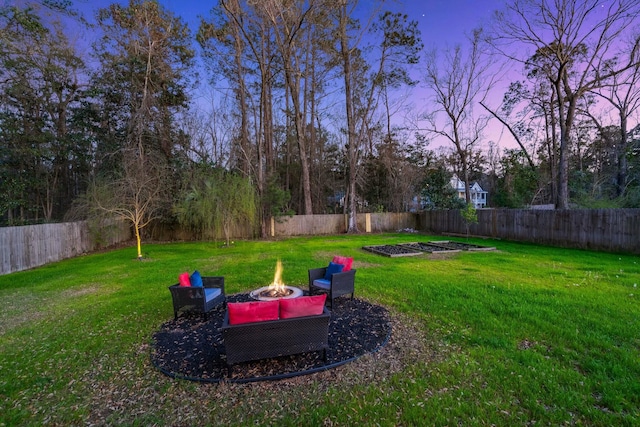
[204,287,222,302]
[312,279,331,290]
[324,262,344,280]
[280,294,327,319]
[227,300,279,325]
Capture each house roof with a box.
[450,175,486,193]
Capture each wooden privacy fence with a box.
[149,213,418,240]
[270,213,417,236]
[1,220,131,275]
[420,208,640,254]
[3,209,637,275]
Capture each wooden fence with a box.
[270,212,417,236]
[1,220,131,275]
[148,213,418,240]
[2,209,637,275]
[419,208,640,254]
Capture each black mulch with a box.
[151,293,392,383]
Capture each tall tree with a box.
[198,0,255,177]
[492,0,640,209]
[371,11,422,146]
[0,4,87,224]
[335,0,363,231]
[198,0,296,235]
[334,1,421,230]
[259,0,319,215]
[88,0,193,256]
[93,0,194,164]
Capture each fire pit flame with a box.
[250,259,303,301]
[270,259,286,295]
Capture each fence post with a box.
[365,213,371,233]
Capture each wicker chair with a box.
[168,276,225,319]
[308,267,356,308]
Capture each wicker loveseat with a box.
[220,296,330,368]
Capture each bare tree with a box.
[590,39,640,197]
[491,0,640,209]
[90,150,169,259]
[422,29,492,203]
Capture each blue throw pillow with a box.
[190,270,203,287]
[324,262,344,280]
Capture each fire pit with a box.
[250,260,303,301]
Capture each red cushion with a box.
[227,300,279,325]
[332,256,353,272]
[279,294,327,319]
[178,272,191,287]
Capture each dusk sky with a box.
[70,0,519,150]
[74,0,500,45]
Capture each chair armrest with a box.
[330,269,356,290]
[308,267,327,282]
[202,276,225,293]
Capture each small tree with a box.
[460,203,478,239]
[90,150,169,259]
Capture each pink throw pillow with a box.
[279,294,327,319]
[178,272,191,287]
[227,300,279,325]
[332,256,354,272]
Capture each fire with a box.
[269,259,285,293]
[250,259,303,300]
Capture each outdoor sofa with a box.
[220,295,330,370]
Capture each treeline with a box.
[1,0,640,236]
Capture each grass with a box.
[0,233,639,426]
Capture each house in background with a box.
[450,175,488,209]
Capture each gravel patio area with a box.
[151,293,392,383]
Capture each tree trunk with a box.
[339,3,359,232]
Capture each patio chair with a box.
[308,258,356,308]
[168,275,225,319]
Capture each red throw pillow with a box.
[279,294,327,319]
[332,256,354,272]
[178,272,191,287]
[227,300,279,325]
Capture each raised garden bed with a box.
[398,242,461,254]
[362,244,423,257]
[428,240,496,251]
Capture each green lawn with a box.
[1,233,638,426]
